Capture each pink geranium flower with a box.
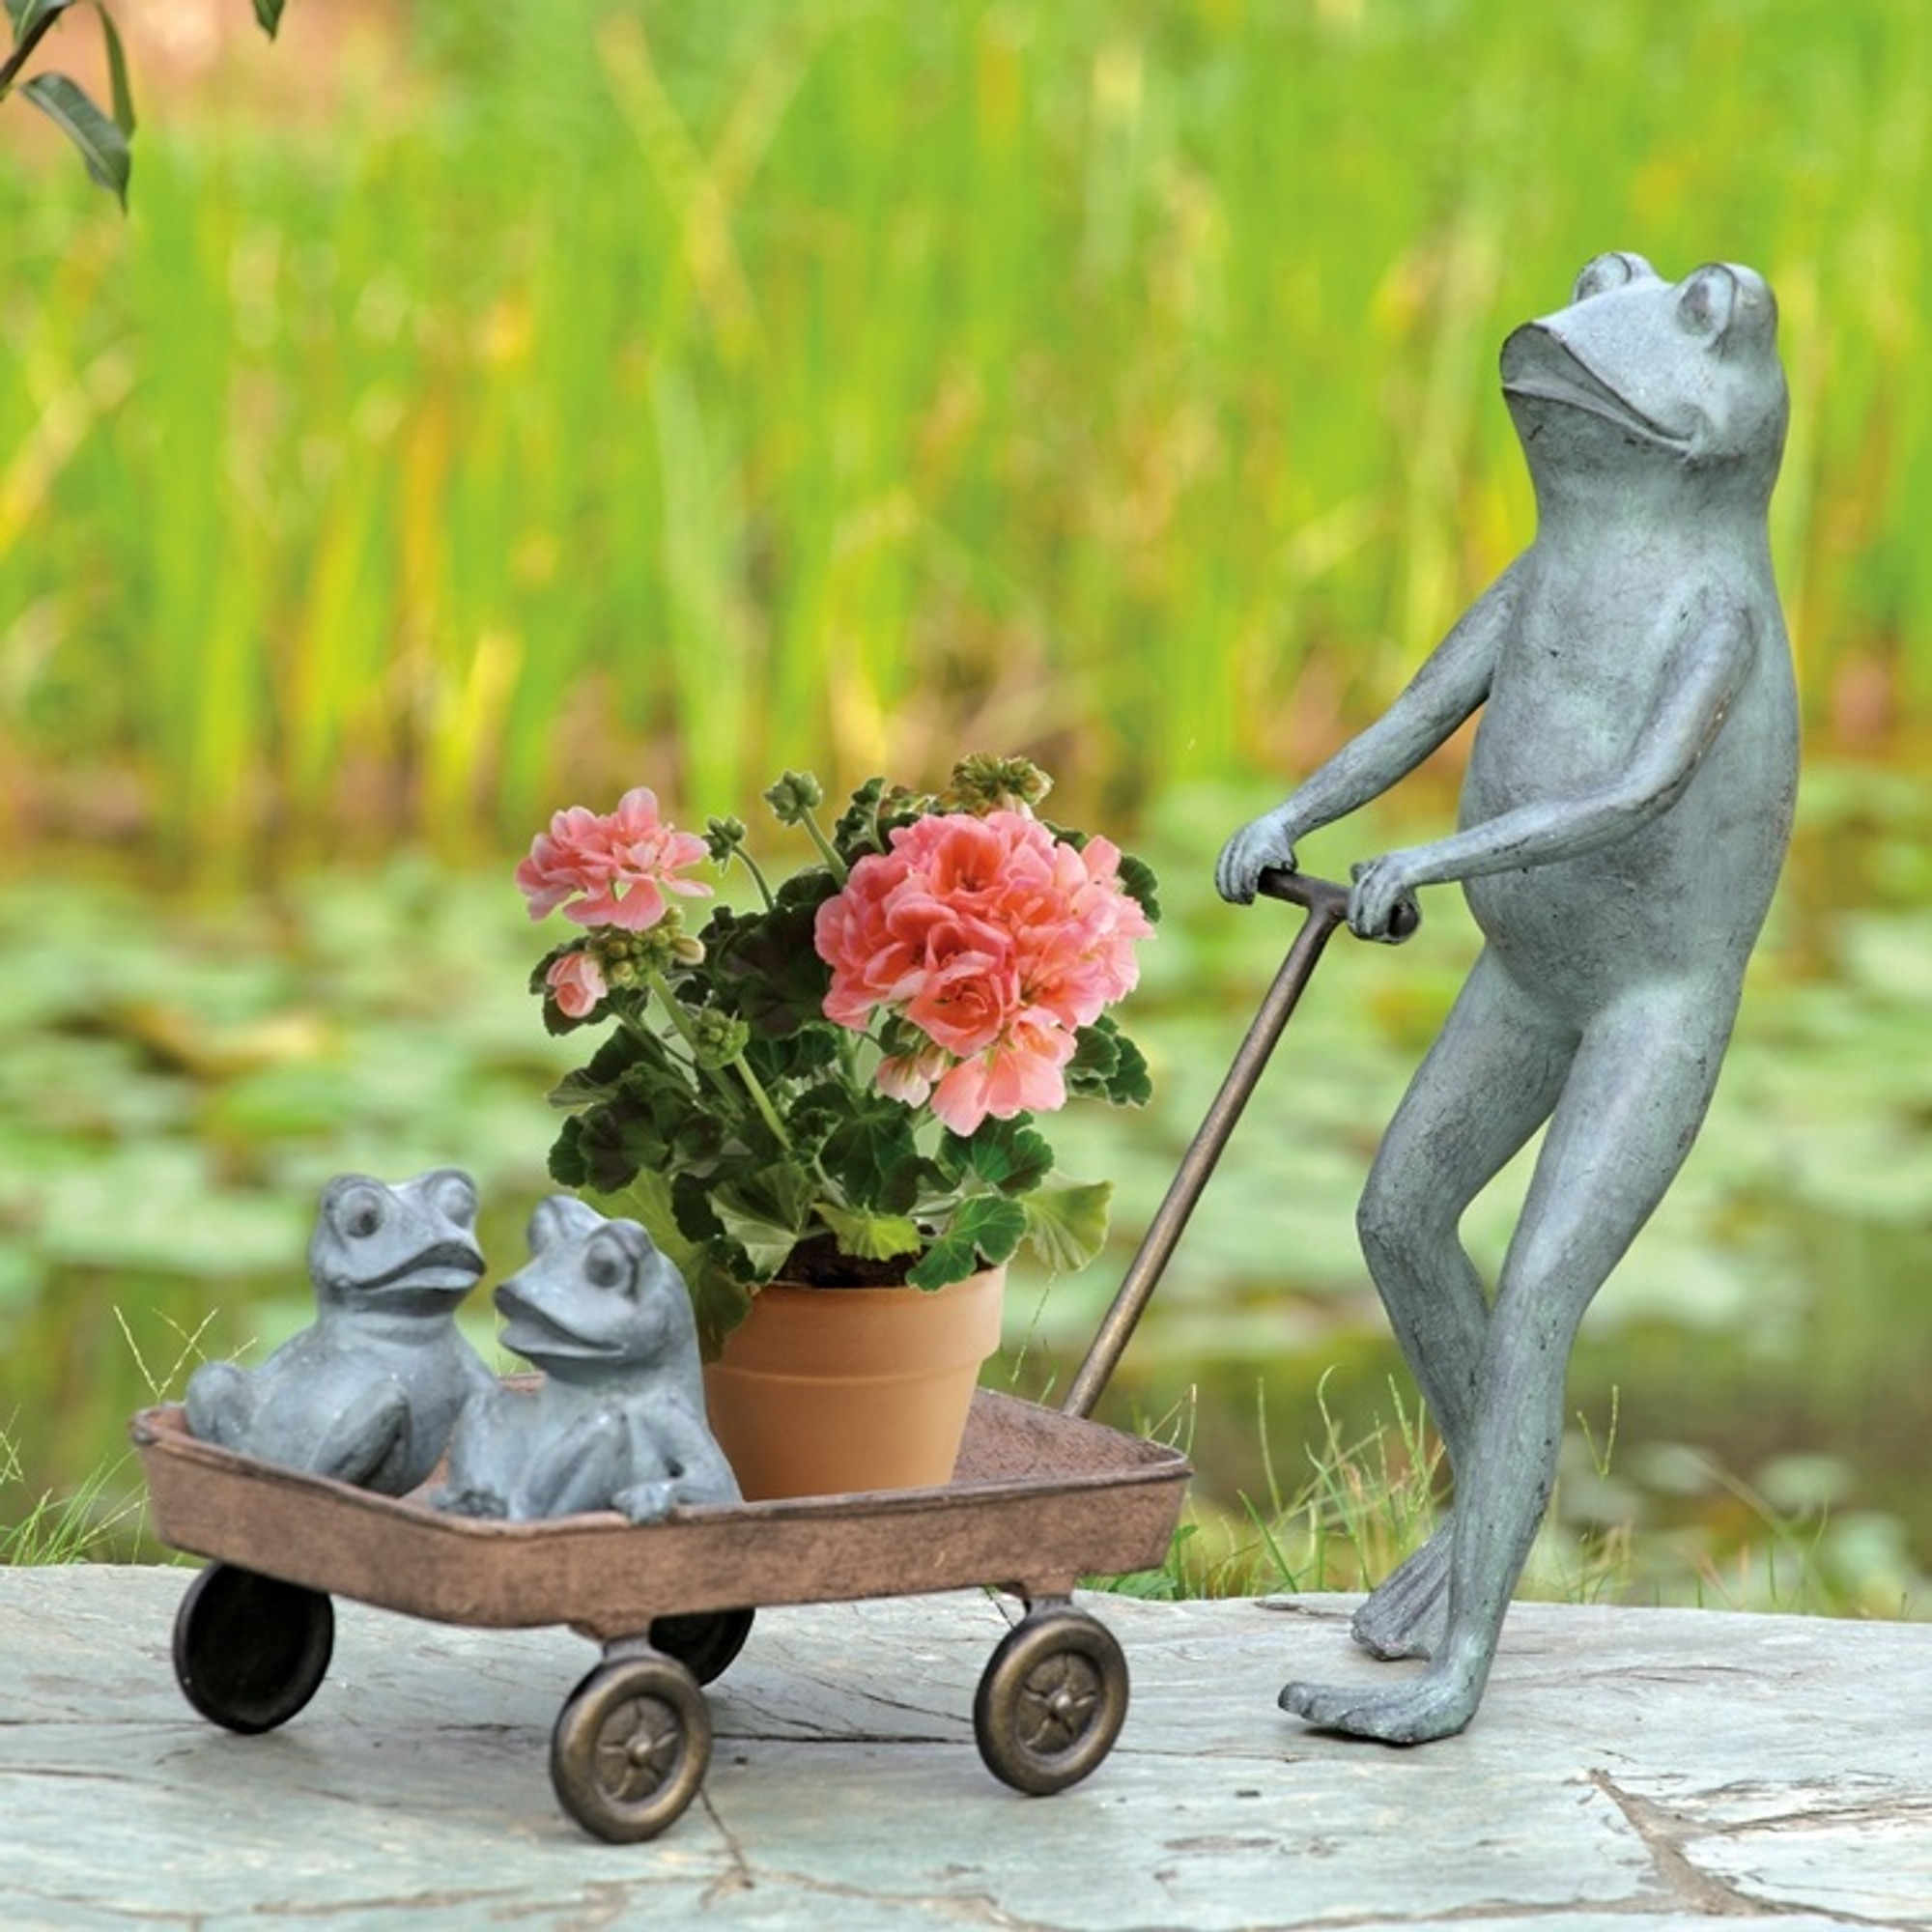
[814,809,1152,1134]
[515,787,712,931]
[545,950,609,1020]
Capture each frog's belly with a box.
[1457,750,1790,1014]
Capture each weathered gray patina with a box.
[184,1168,494,1494]
[433,1196,740,1522]
[1217,252,1799,1742]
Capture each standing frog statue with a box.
[434,1197,740,1522]
[1217,252,1798,1743]
[185,1168,494,1494]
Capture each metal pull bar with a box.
[1061,868,1357,1420]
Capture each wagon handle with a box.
[1061,867,1408,1421]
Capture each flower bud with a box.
[764,770,825,825]
[946,753,1053,814]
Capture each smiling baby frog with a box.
[434,1197,740,1522]
[1217,253,1798,1743]
[185,1168,494,1494]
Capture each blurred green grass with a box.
[2,0,1929,877]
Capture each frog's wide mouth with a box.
[494,1282,625,1360]
[1500,323,1693,448]
[352,1239,486,1294]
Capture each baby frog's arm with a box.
[1348,598,1759,936]
[1216,562,1519,903]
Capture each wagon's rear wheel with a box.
[974,1604,1129,1795]
[551,1653,711,1842]
[648,1606,754,1686]
[172,1562,335,1735]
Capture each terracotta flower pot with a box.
[700,1266,1006,1500]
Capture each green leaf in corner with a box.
[9,0,76,46]
[1020,1179,1114,1274]
[90,2,133,132]
[252,0,286,38]
[21,72,128,204]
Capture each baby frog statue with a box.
[435,1197,740,1522]
[1217,253,1798,1743]
[185,1168,494,1493]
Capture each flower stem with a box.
[730,1052,793,1151]
[641,964,792,1151]
[736,849,778,910]
[800,810,849,885]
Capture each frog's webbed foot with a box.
[1280,1660,1481,1746]
[431,1484,508,1520]
[1352,1527,1451,1661]
[612,1479,677,1523]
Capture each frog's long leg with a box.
[303,1379,412,1492]
[1287,978,1732,1742]
[1346,946,1574,1659]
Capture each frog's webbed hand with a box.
[1215,810,1300,905]
[1348,854,1423,944]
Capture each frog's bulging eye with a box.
[433,1174,478,1227]
[583,1239,631,1293]
[1678,266,1739,340]
[337,1186,387,1241]
[1572,251,1656,303]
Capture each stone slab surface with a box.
[1,1566,1928,1929]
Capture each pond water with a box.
[2,771,1927,1613]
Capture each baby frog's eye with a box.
[336,1183,388,1241]
[427,1170,478,1228]
[1677,265,1739,342]
[583,1237,633,1294]
[1572,251,1656,302]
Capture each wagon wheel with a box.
[551,1653,711,1843]
[172,1562,335,1735]
[648,1606,755,1686]
[974,1604,1129,1795]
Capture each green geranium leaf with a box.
[815,1203,923,1263]
[1066,1017,1151,1106]
[1102,1028,1151,1106]
[252,0,286,38]
[820,1094,921,1205]
[706,897,835,1037]
[1020,1179,1114,1275]
[600,1169,703,1280]
[1065,1022,1121,1089]
[710,1161,815,1274]
[907,1194,1026,1289]
[1118,851,1161,923]
[21,72,128,205]
[937,1119,1053,1194]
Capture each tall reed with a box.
[1,0,1926,876]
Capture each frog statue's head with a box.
[494,1195,700,1388]
[1499,251,1787,517]
[308,1167,487,1312]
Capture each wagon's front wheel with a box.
[974,1604,1128,1795]
[551,1652,711,1842]
[172,1562,335,1735]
